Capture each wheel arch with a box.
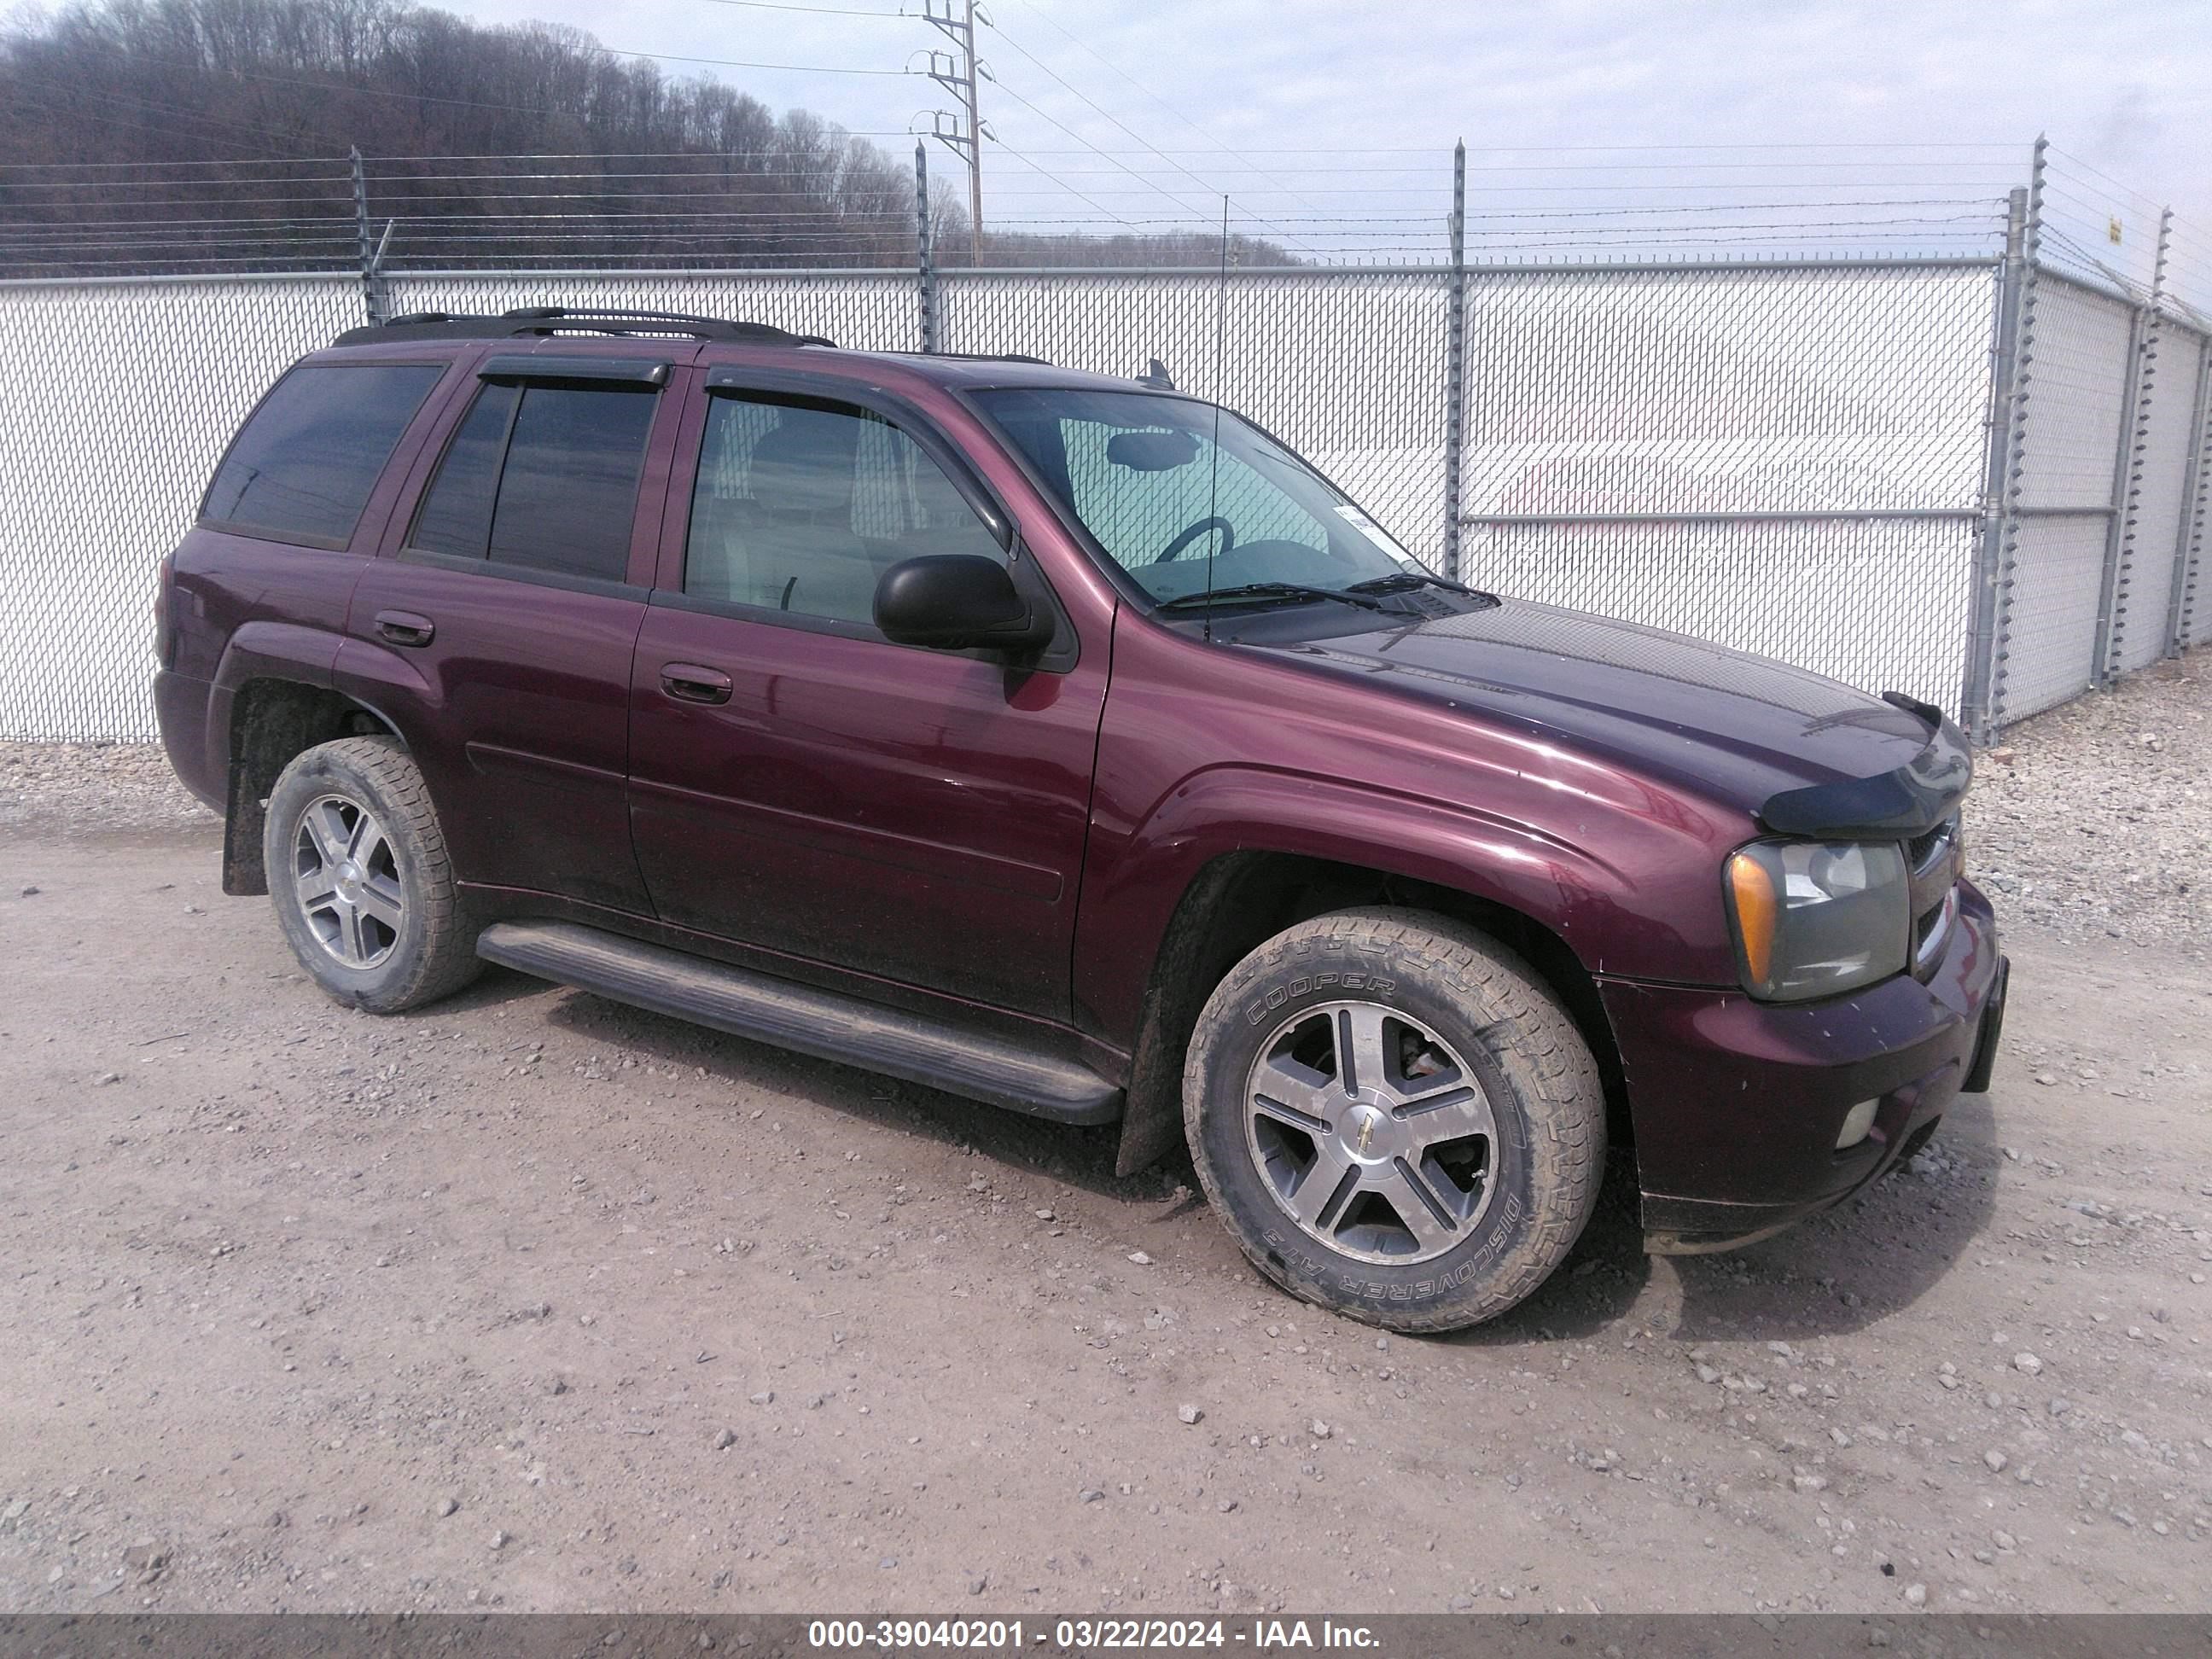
[219,676,408,896]
[1109,846,1630,1178]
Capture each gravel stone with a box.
[1970,661,2212,952]
[0,742,213,836]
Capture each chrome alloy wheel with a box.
[292,792,405,969]
[1243,1000,1499,1265]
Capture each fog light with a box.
[1836,1098,1880,1150]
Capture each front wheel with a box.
[262,736,481,1014]
[1183,907,1605,1333]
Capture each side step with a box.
[476,921,1123,1126]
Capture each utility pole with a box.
[922,0,985,261]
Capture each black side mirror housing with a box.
[874,555,1053,655]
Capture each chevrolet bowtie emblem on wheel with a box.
[1356,1115,1375,1156]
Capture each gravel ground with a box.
[3,666,2209,1617]
[1973,655,2212,955]
[0,740,212,837]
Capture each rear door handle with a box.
[375,609,435,648]
[660,662,732,706]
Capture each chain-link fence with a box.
[0,274,363,741]
[1456,262,1996,707]
[3,236,2210,743]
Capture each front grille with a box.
[1906,816,1955,872]
[1908,813,1961,978]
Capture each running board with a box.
[475,921,1123,1126]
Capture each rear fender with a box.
[329,635,443,750]
[208,621,350,781]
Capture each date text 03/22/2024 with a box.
[806,1620,1382,1651]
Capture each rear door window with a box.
[405,381,658,584]
[202,363,445,547]
[408,381,517,560]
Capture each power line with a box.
[978,73,1216,229]
[994,0,1355,218]
[698,0,908,13]
[599,46,909,74]
[977,15,1320,253]
[987,137,1132,228]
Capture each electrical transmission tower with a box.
[920,0,987,259]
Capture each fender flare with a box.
[1084,765,1642,1177]
[1077,763,1632,1046]
[209,620,351,778]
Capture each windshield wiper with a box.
[1155,581,1396,615]
[1344,570,1497,603]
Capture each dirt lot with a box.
[3,664,2210,1618]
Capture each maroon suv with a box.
[154,306,2005,1332]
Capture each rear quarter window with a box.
[201,362,445,547]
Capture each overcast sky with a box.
[441,0,2212,282]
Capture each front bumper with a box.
[1601,881,2004,1253]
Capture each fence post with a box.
[2094,205,2171,687]
[2171,343,2212,655]
[1963,187,2031,743]
[915,141,940,354]
[348,147,388,326]
[1441,140,1467,582]
[1974,141,2046,739]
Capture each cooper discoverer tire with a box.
[262,736,481,1015]
[1183,906,1605,1333]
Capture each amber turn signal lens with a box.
[1727,850,1778,990]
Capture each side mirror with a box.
[874,554,1053,655]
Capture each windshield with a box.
[972,387,1429,604]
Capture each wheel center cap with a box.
[336,859,363,896]
[1343,1101,1394,1164]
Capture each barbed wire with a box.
[0,143,2197,285]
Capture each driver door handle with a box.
[661,662,732,706]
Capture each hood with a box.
[1246,597,1965,830]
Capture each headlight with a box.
[1724,840,1910,1002]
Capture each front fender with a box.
[1074,764,1669,1045]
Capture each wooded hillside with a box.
[0,0,1289,274]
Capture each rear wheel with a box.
[262,736,480,1014]
[1183,906,1605,1332]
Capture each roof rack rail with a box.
[899,349,1053,366]
[332,305,834,349]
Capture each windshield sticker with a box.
[1334,504,1412,558]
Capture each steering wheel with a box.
[1155,515,1236,562]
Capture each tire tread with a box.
[265,736,480,1014]
[1182,905,1605,1333]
